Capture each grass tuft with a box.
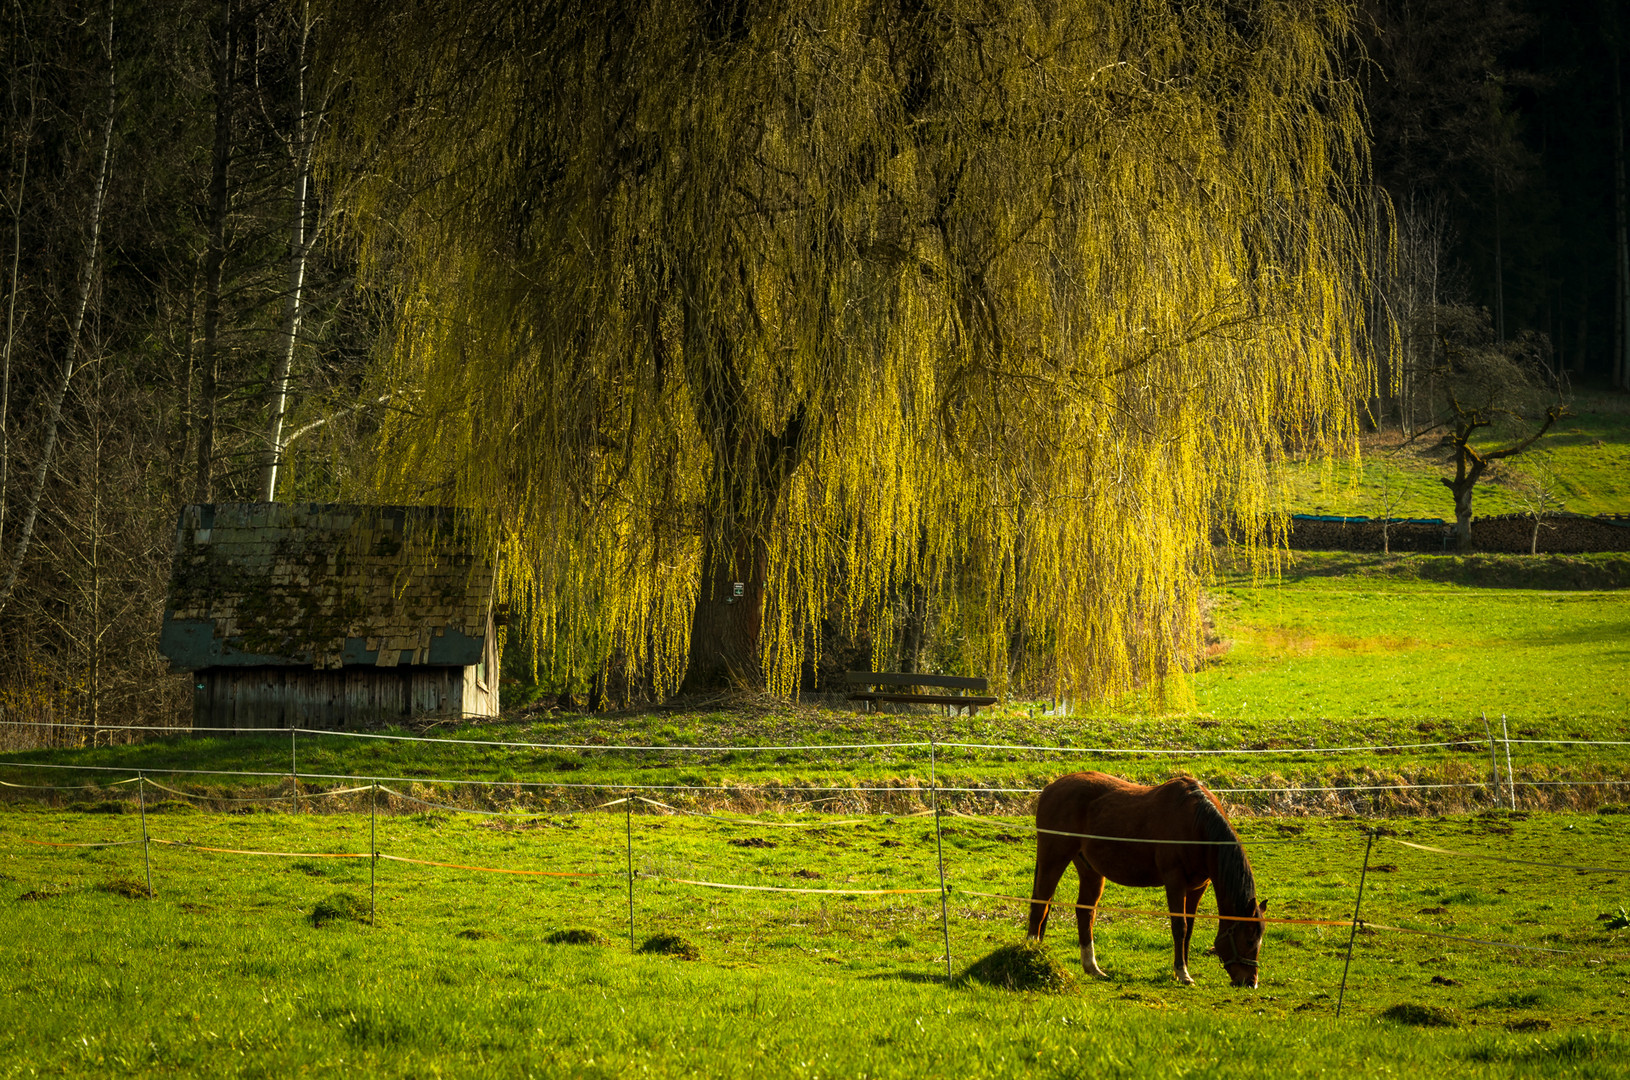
[455,928,499,941]
[958,943,1076,993]
[546,928,609,946]
[309,891,370,928]
[1380,1002,1457,1027]
[638,933,700,960]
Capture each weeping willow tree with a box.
[323,0,1375,701]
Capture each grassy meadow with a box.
[2,803,1628,1077]
[3,549,1627,1075]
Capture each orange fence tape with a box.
[16,836,143,849]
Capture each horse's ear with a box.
[1258,899,1269,913]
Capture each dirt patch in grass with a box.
[97,877,150,899]
[958,943,1076,993]
[638,933,700,960]
[15,887,65,902]
[1380,1002,1457,1027]
[546,928,609,946]
[309,891,370,927]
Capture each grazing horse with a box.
[1027,772,1266,987]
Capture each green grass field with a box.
[1278,392,1630,519]
[1187,552,1630,726]
[2,803,1628,1077]
[5,551,1627,1074]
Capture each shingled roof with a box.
[160,504,495,673]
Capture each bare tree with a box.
[0,2,115,618]
[1371,461,1410,555]
[1420,317,1567,549]
[1511,454,1567,555]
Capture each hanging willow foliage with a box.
[322,0,1375,701]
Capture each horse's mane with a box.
[1184,782,1256,913]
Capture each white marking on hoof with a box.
[1080,944,1108,979]
[1175,967,1195,986]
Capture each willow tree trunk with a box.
[684,526,772,690]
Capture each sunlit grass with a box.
[1,806,1627,1076]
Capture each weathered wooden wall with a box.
[193,665,495,729]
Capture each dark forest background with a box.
[1,0,1627,730]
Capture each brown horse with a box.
[1027,772,1267,987]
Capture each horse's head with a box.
[1210,899,1266,988]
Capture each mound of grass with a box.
[67,800,127,814]
[958,943,1076,993]
[309,891,370,928]
[1380,1003,1457,1027]
[287,860,327,877]
[455,928,500,941]
[546,928,609,946]
[145,799,195,814]
[638,933,700,960]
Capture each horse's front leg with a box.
[1071,855,1109,978]
[1165,882,1196,985]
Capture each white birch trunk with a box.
[258,3,312,503]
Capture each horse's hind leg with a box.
[1071,855,1108,979]
[1026,836,1075,943]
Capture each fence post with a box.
[931,740,951,980]
[1481,712,1500,807]
[290,727,299,815]
[626,796,635,950]
[370,782,378,926]
[1501,714,1517,812]
[1336,829,1376,1019]
[136,772,154,899]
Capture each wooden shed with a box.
[159,503,500,728]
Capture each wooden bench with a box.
[844,672,997,716]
